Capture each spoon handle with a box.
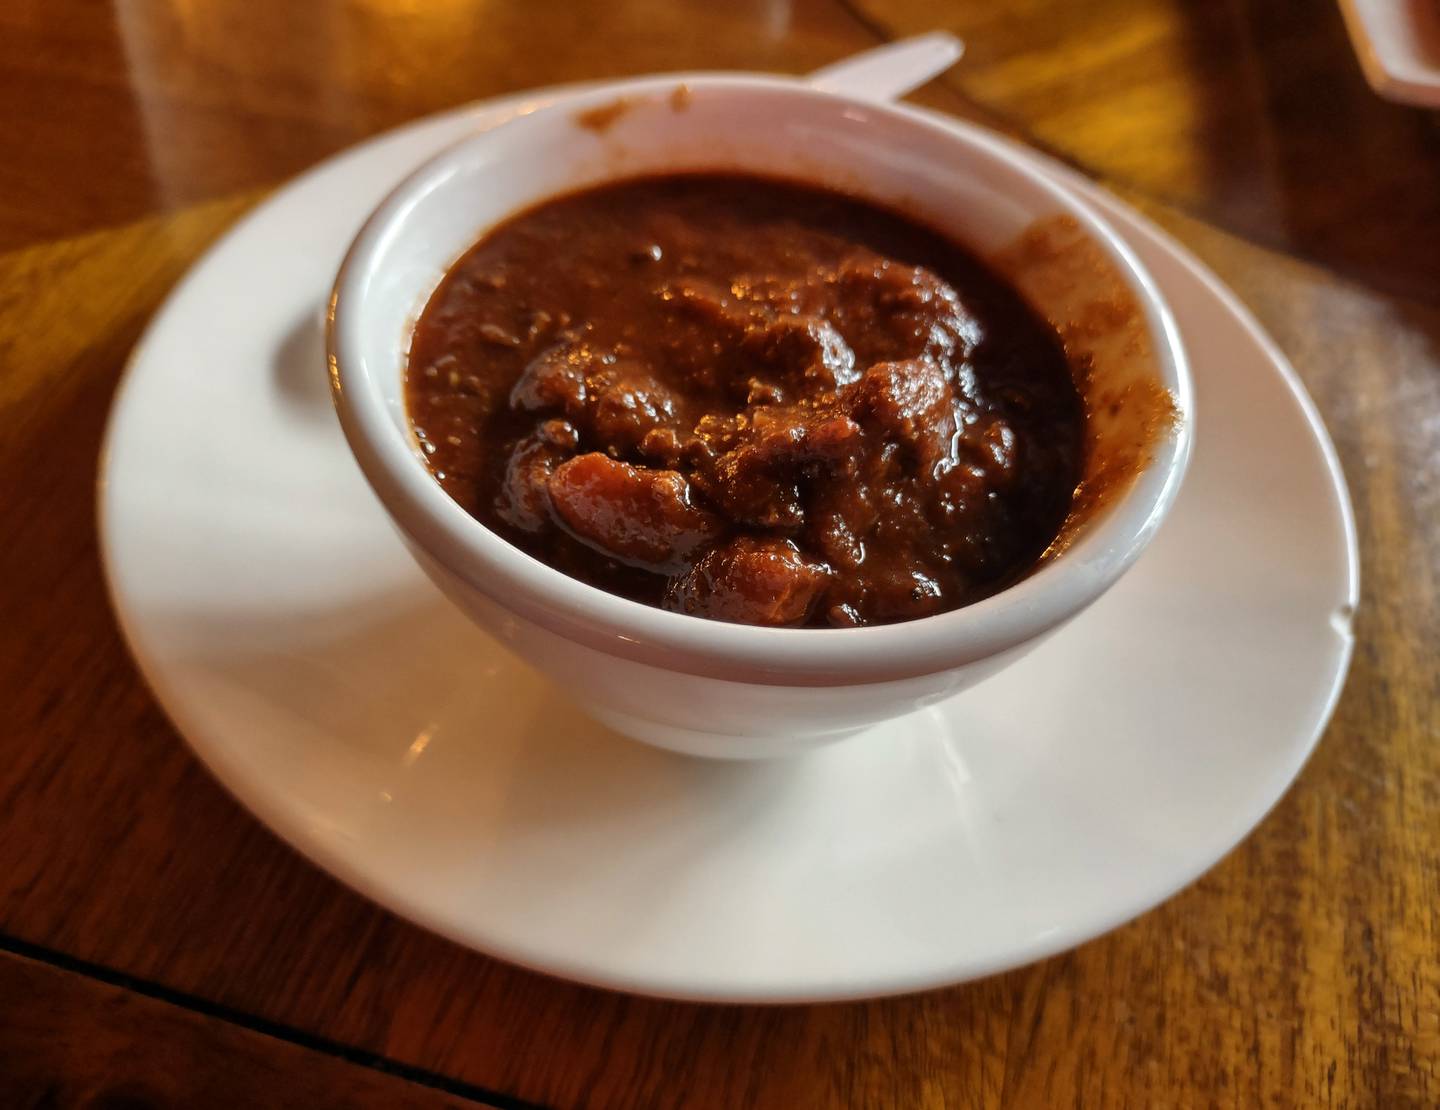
[806,32,964,103]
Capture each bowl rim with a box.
[327,72,1193,686]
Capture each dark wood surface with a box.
[0,948,491,1108]
[1,2,1436,1107]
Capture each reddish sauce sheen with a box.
[407,174,1086,628]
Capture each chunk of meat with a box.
[660,279,755,342]
[805,479,878,572]
[663,281,858,395]
[848,359,958,478]
[874,567,947,622]
[740,314,859,390]
[738,406,861,469]
[699,458,803,530]
[586,363,684,453]
[494,433,565,533]
[637,426,684,467]
[656,280,763,391]
[514,345,688,455]
[664,537,831,627]
[548,453,720,571]
[509,343,593,415]
[694,407,862,529]
[831,256,982,365]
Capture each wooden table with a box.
[2,1,1436,1105]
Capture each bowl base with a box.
[581,702,868,760]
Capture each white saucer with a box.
[100,85,1358,1003]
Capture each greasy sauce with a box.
[407,173,1089,627]
[992,214,1179,554]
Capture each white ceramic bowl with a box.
[328,74,1192,758]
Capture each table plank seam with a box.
[0,931,549,1110]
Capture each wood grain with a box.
[0,948,494,1108]
[1,157,1437,1110]
[5,0,1437,301]
[846,0,1440,302]
[0,2,1437,1108]
[0,0,983,253]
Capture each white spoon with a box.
[806,32,964,103]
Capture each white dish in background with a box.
[99,82,1356,1002]
[1339,0,1440,106]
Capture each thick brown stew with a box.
[407,174,1089,628]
